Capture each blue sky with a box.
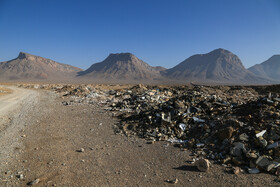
[0,0,279,69]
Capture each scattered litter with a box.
[179,123,186,131]
[248,168,260,174]
[256,130,266,138]
[193,117,205,123]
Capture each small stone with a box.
[239,133,249,141]
[166,178,178,184]
[230,142,246,157]
[267,141,280,150]
[27,178,40,186]
[256,156,271,168]
[16,174,24,179]
[217,126,234,140]
[258,137,268,148]
[147,141,155,144]
[195,159,210,172]
[275,167,280,176]
[233,167,240,175]
[246,151,258,159]
[77,148,85,152]
[231,157,244,165]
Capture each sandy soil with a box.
[0,86,280,186]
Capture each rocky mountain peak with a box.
[210,48,230,54]
[77,52,163,81]
[0,52,82,81]
[162,48,262,84]
[105,53,137,62]
[248,54,280,81]
[17,52,35,60]
[267,55,280,62]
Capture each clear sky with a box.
[0,0,279,69]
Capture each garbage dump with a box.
[18,83,280,175]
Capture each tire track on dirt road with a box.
[0,86,39,186]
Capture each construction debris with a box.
[17,83,280,176]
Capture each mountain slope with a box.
[163,48,268,84]
[78,53,163,81]
[0,52,82,81]
[248,55,280,81]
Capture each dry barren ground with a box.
[0,86,280,186]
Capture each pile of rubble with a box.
[17,83,280,175]
[107,85,280,175]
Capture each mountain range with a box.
[0,49,279,84]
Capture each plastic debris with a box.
[248,168,260,174]
[179,123,186,131]
[193,117,205,123]
[256,130,266,138]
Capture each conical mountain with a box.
[163,48,268,84]
[248,55,280,81]
[0,52,82,81]
[78,53,163,81]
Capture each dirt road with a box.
[0,87,35,114]
[0,86,279,186]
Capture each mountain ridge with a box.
[78,53,164,82]
[248,55,280,81]
[162,48,269,84]
[0,52,82,81]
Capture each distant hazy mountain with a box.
[78,53,164,82]
[0,52,82,81]
[248,55,280,82]
[162,48,268,84]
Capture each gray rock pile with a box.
[17,83,280,175]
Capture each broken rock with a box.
[195,159,210,172]
[217,126,234,141]
[27,178,40,186]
